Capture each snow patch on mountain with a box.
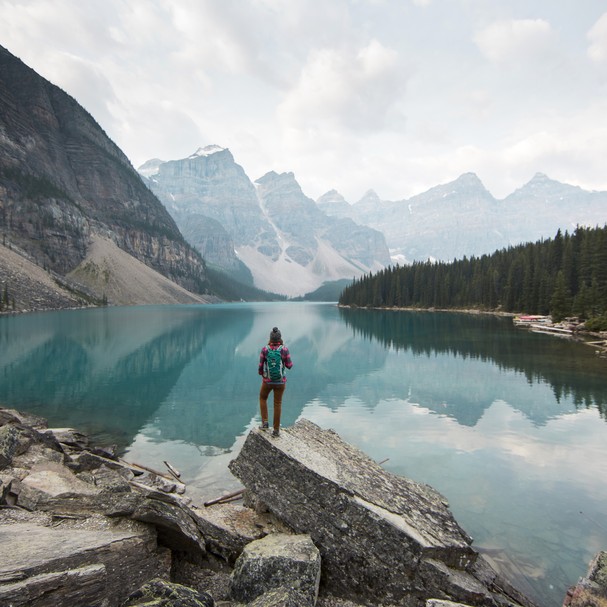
[238,239,375,298]
[188,145,226,159]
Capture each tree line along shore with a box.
[339,225,607,333]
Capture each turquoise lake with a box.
[1,302,606,606]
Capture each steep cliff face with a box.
[142,150,391,297]
[147,147,278,252]
[0,45,208,301]
[255,171,390,271]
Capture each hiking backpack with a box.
[265,346,284,382]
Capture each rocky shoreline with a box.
[0,408,605,607]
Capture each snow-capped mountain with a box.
[139,147,391,297]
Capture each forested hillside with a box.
[339,225,607,328]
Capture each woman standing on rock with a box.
[258,327,293,437]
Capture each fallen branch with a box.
[164,460,182,482]
[204,488,245,507]
[216,494,244,505]
[119,458,174,482]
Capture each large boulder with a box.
[230,533,321,606]
[0,409,60,471]
[131,487,206,555]
[0,406,213,604]
[0,513,171,607]
[0,424,20,469]
[229,420,532,607]
[194,501,287,564]
[8,458,143,517]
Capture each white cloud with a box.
[2,1,607,202]
[474,18,558,65]
[278,39,408,137]
[499,101,607,189]
[588,12,607,64]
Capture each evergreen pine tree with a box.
[550,271,571,322]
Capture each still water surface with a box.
[1,302,606,606]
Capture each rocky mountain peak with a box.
[138,158,165,178]
[507,172,583,202]
[255,171,302,198]
[317,189,346,203]
[356,189,382,205]
[532,171,550,181]
[316,190,353,220]
[142,152,390,297]
[256,170,296,185]
[453,172,485,189]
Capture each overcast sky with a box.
[2,0,607,202]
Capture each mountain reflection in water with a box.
[339,307,607,423]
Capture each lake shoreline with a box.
[337,304,607,356]
[0,407,540,607]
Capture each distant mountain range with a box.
[140,147,391,297]
[318,172,607,263]
[141,146,606,297]
[1,42,605,309]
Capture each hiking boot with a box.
[272,428,280,438]
[260,421,269,430]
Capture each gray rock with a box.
[132,491,207,555]
[564,550,607,607]
[0,517,171,606]
[229,420,532,607]
[0,408,48,431]
[122,578,215,606]
[230,533,321,606]
[12,459,141,516]
[0,410,57,471]
[194,502,281,564]
[0,424,19,469]
[247,587,313,607]
[44,427,91,450]
[77,463,134,492]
